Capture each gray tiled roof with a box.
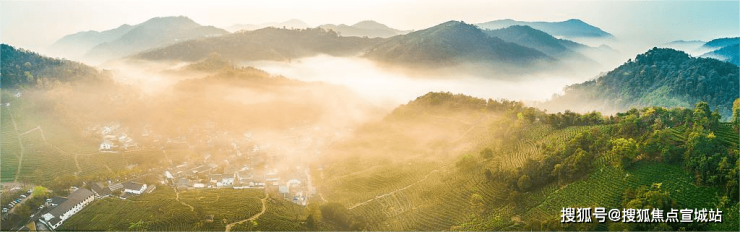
[122,182,144,191]
[46,188,94,218]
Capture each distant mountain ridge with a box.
[483,25,587,57]
[319,20,409,38]
[702,44,739,66]
[477,19,613,38]
[701,37,739,49]
[363,21,552,72]
[82,16,228,62]
[135,27,383,62]
[49,24,134,59]
[49,16,229,63]
[227,19,310,32]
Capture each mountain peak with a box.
[140,16,199,27]
[352,20,391,30]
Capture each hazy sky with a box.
[1,0,738,51]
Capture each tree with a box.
[306,214,317,230]
[32,186,49,198]
[517,175,532,191]
[480,148,493,159]
[610,138,639,169]
[484,169,494,181]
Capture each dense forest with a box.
[546,48,739,119]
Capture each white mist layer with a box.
[245,55,599,107]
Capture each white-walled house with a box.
[99,140,113,152]
[40,188,95,229]
[220,176,234,186]
[122,182,147,195]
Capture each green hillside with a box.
[547,48,739,119]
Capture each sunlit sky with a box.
[1,0,738,51]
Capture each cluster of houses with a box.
[93,122,139,152]
[169,165,313,205]
[164,139,316,206]
[38,180,149,230]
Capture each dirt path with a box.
[348,166,447,210]
[73,154,82,176]
[8,106,25,182]
[104,165,115,175]
[225,193,269,232]
[174,188,195,212]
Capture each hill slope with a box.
[477,19,613,38]
[702,44,739,66]
[319,20,408,38]
[82,16,228,62]
[134,27,384,62]
[1,44,110,89]
[544,48,739,118]
[363,21,552,72]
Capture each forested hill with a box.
[0,44,110,89]
[702,44,739,66]
[477,19,613,38]
[483,25,588,58]
[702,37,739,49]
[135,27,384,62]
[546,47,739,119]
[363,21,551,69]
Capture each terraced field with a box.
[522,162,722,226]
[496,125,600,170]
[0,90,129,185]
[60,187,265,231]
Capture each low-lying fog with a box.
[242,55,605,107]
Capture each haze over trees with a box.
[476,19,614,39]
[318,20,410,38]
[135,27,383,62]
[2,10,739,231]
[363,21,554,74]
[544,48,739,119]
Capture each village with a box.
[6,118,333,230]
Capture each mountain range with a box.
[363,21,553,73]
[49,16,228,63]
[482,25,595,66]
[48,24,134,59]
[318,20,410,38]
[227,19,310,32]
[135,27,383,62]
[477,19,613,39]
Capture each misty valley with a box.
[1,11,739,232]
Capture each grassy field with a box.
[60,187,265,231]
[0,90,147,186]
